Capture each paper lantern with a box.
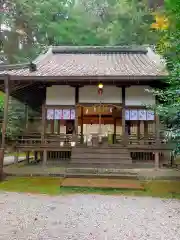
[98,83,103,95]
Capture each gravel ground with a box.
[0,192,180,240]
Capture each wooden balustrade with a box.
[16,134,74,148]
[15,133,170,153]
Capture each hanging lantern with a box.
[98,83,103,95]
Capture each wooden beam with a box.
[0,75,10,180]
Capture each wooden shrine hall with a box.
[0,46,172,169]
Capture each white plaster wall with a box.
[46,86,75,105]
[79,86,122,103]
[125,86,155,106]
[46,85,155,106]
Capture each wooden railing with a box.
[15,133,170,150]
[16,134,74,148]
[131,152,155,161]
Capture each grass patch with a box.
[59,186,144,196]
[143,180,180,198]
[0,177,62,195]
[0,177,180,199]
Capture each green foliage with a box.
[155,0,180,154]
[0,95,39,140]
[96,0,157,45]
[0,96,26,139]
[0,0,162,139]
[0,0,158,63]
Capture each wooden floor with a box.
[61,178,144,190]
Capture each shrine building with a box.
[0,46,171,168]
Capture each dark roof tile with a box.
[0,46,167,77]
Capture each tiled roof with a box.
[0,46,167,78]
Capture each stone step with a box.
[71,154,131,159]
[71,160,132,164]
[73,148,128,154]
[65,168,138,175]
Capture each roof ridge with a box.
[146,47,167,71]
[0,62,30,71]
[33,47,53,64]
[0,47,52,71]
[52,45,147,54]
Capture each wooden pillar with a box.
[25,103,28,130]
[41,103,46,143]
[43,150,47,165]
[155,96,160,144]
[122,86,127,145]
[155,114,160,144]
[34,151,38,161]
[0,76,10,180]
[14,150,19,164]
[137,120,140,141]
[26,151,30,164]
[113,117,116,144]
[155,97,160,168]
[80,106,83,144]
[155,152,159,168]
[75,86,79,142]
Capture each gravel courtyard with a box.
[0,192,180,240]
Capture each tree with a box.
[80,0,159,45]
[0,0,159,64]
[0,0,162,140]
[153,0,180,154]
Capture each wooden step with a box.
[61,178,144,190]
[71,146,132,165]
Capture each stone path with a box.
[4,156,25,166]
[0,192,180,240]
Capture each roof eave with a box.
[5,75,167,81]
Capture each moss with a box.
[0,177,180,199]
